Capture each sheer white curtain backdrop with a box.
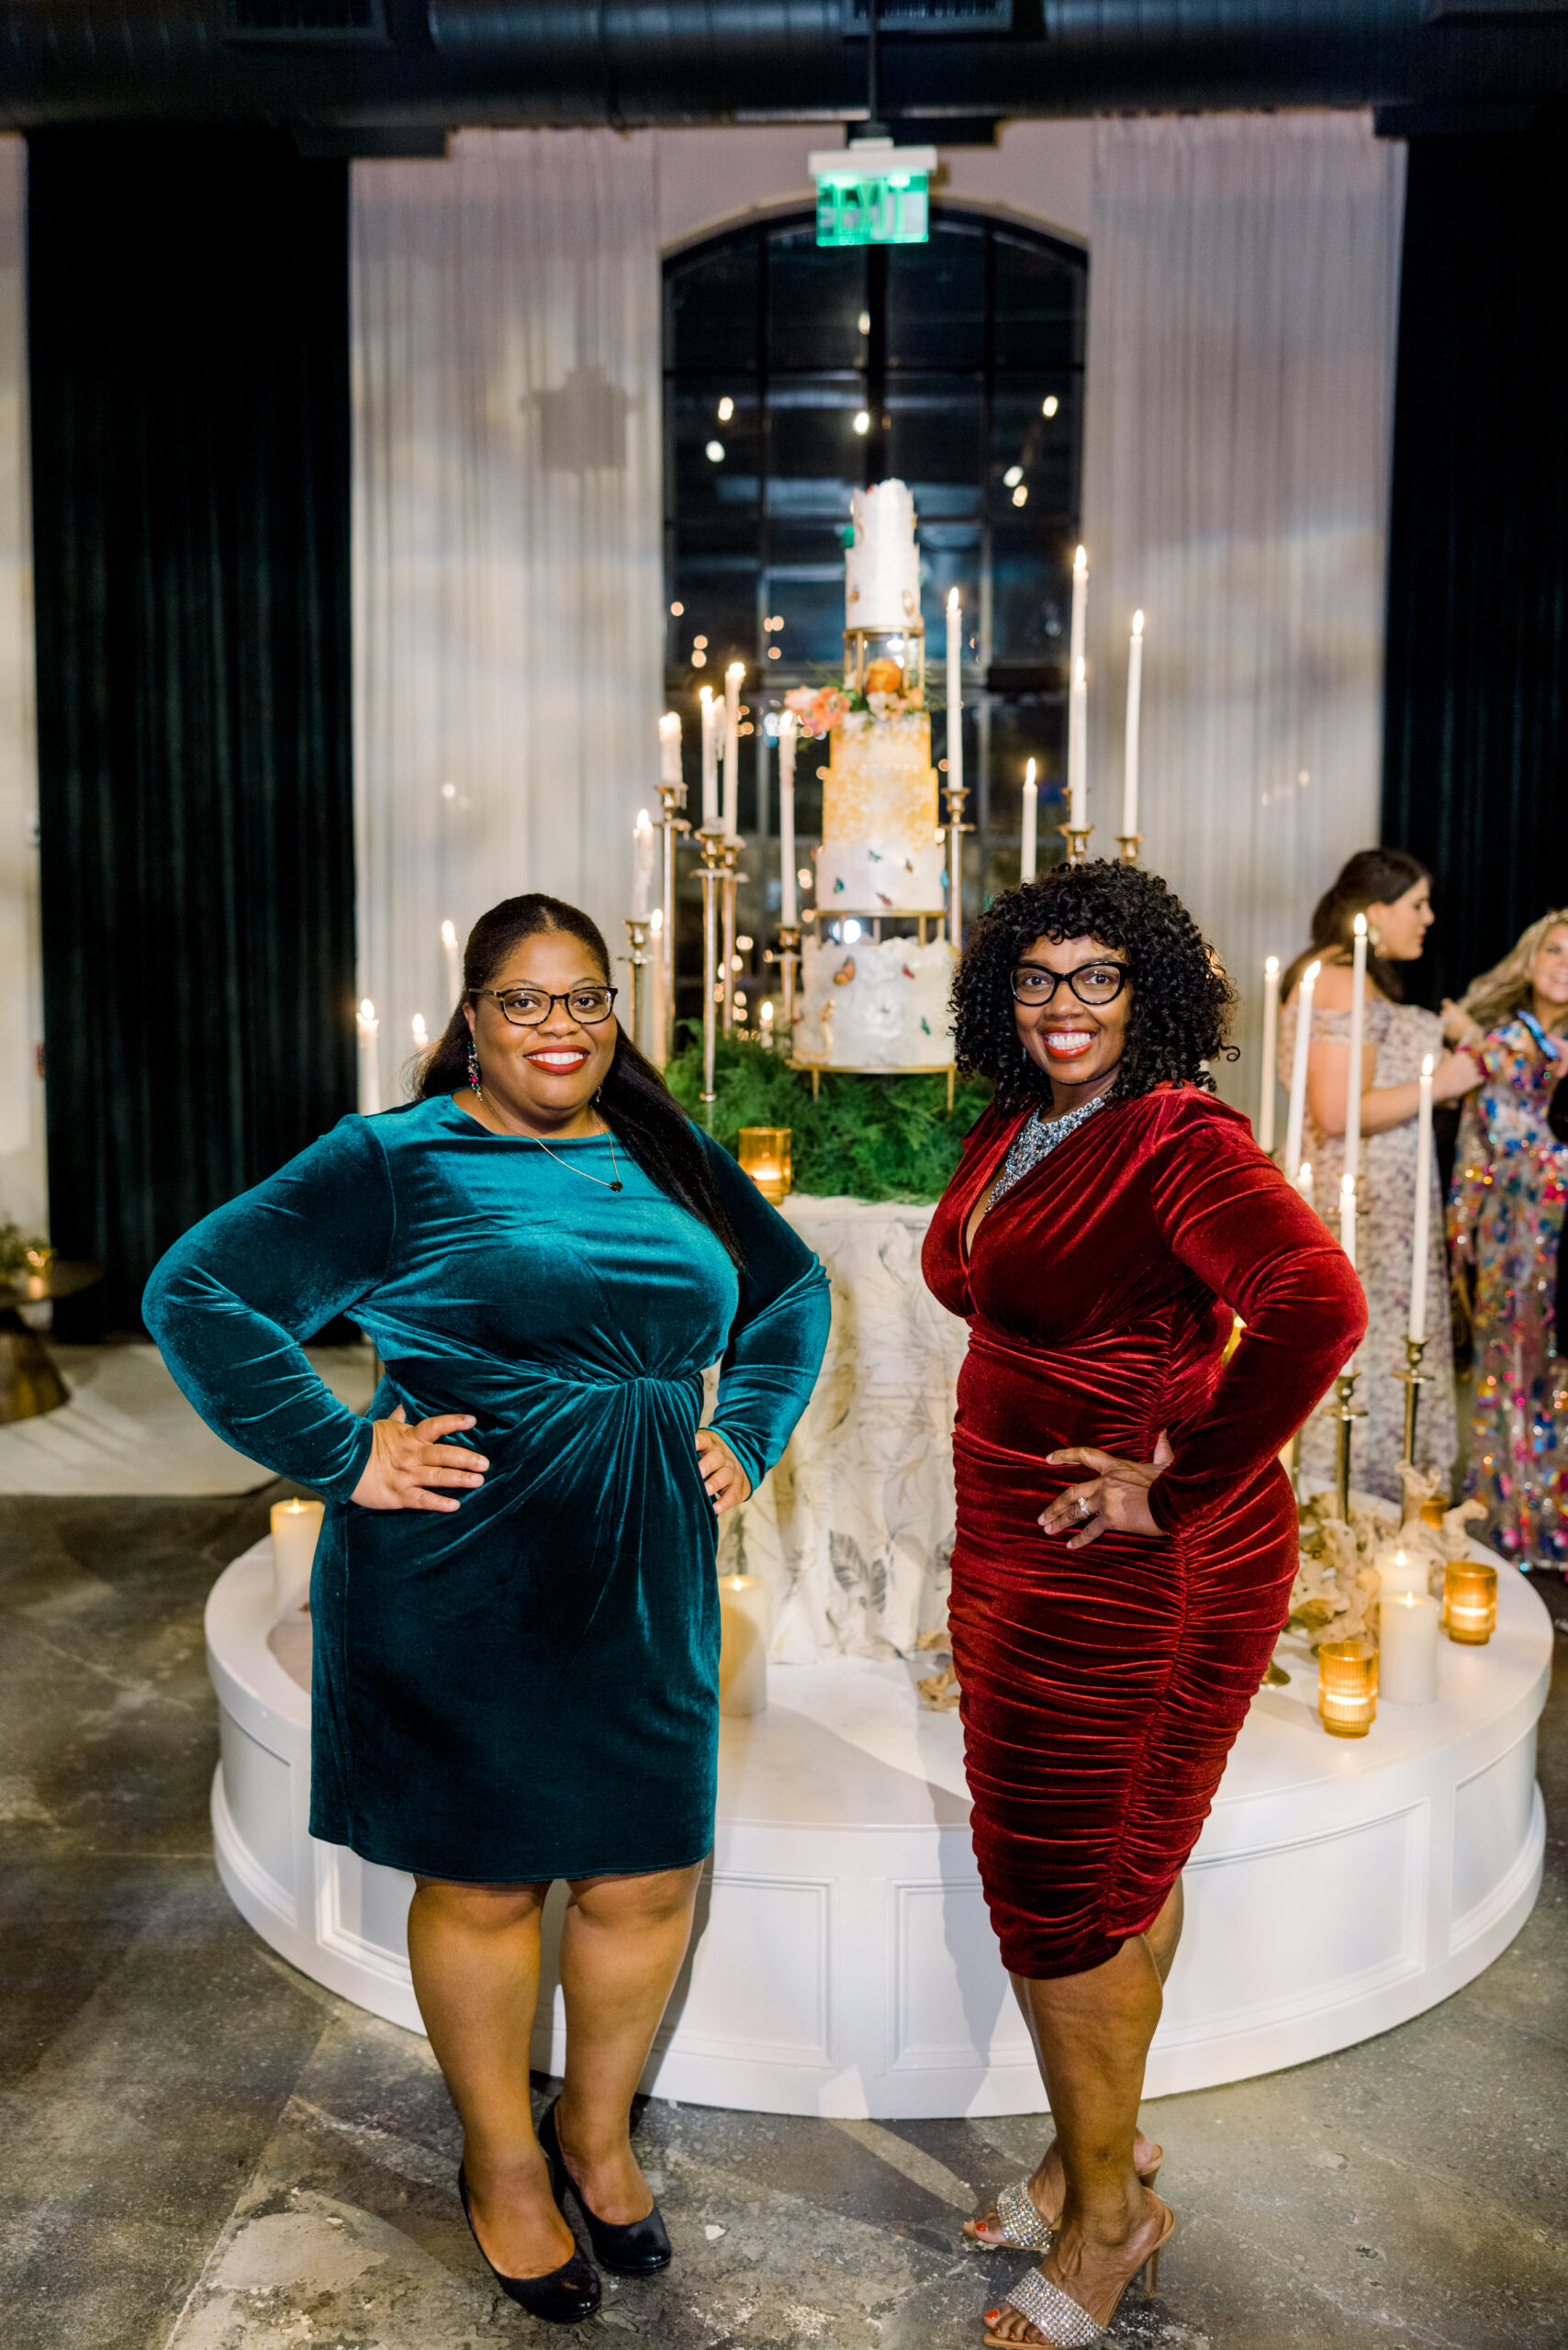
[352,129,663,1095]
[0,138,44,1230]
[1081,113,1405,1126]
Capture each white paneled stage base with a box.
[207,1539,1549,2118]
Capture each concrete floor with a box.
[3,1487,1567,2350]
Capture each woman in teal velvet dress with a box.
[144,894,829,2325]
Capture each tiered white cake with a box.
[796,482,957,1072]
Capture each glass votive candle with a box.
[737,1125,792,1204]
[271,1496,324,1617]
[1443,1561,1497,1645]
[1318,1637,1378,1738]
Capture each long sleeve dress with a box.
[144,1095,831,1885]
[1450,1016,1568,1570]
[1278,990,1457,1505]
[922,1085,1365,1981]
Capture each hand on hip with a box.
[351,1405,489,1512]
[1039,1430,1173,1550]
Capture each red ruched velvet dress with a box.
[922,1085,1367,1980]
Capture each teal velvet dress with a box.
[143,1095,830,1884]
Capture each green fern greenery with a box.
[664,1035,991,1203]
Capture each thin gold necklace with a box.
[532,1125,623,1192]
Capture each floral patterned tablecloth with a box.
[714,1195,965,1662]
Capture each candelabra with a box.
[1394,1335,1429,1468]
[1115,834,1142,864]
[695,826,728,1113]
[720,836,741,1035]
[1058,822,1094,867]
[654,780,689,1068]
[767,922,802,1049]
[622,918,650,1055]
[1327,1367,1367,1525]
[944,778,973,953]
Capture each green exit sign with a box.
[809,142,936,247]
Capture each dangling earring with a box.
[466,1041,483,1099]
[1367,922,1383,953]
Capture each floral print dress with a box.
[1450,1015,1568,1569]
[1279,991,1457,1505]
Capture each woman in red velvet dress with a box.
[922,862,1365,2348]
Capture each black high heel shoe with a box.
[457,2163,601,2323]
[539,2098,673,2276]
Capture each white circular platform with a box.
[207,1539,1550,2118]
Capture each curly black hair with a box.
[951,860,1237,1111]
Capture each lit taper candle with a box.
[946,585,964,805]
[1345,912,1368,1184]
[778,711,798,925]
[1067,546,1088,831]
[1409,1052,1435,1343]
[1260,955,1280,1153]
[1123,609,1144,838]
[1282,958,1320,1190]
[1020,758,1037,883]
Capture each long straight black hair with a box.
[420,893,744,1267]
[1281,846,1430,1004]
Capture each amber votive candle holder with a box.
[737,1125,792,1203]
[1443,1561,1497,1645]
[1318,1637,1378,1738]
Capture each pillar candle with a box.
[356,999,381,1116]
[1375,1543,1428,1601]
[1345,912,1368,1184]
[723,662,744,836]
[946,585,964,805]
[1379,1590,1439,1705]
[271,1496,323,1617]
[442,920,462,1010]
[633,808,655,919]
[1020,758,1037,883]
[1260,955,1280,1153]
[1123,609,1144,837]
[1282,958,1320,1188]
[1409,1052,1435,1342]
[779,712,798,925]
[659,709,682,789]
[1067,545,1088,830]
[718,1572,768,1716]
[700,686,718,826]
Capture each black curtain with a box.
[1382,129,1568,1013]
[28,131,354,1328]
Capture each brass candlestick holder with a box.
[1115,834,1142,864]
[944,779,972,952]
[622,917,650,1054]
[655,778,689,1069]
[1059,822,1094,867]
[766,921,802,1048]
[1327,1367,1367,1525]
[695,825,728,1113]
[1394,1334,1429,1468]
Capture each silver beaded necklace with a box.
[990,1090,1111,1203]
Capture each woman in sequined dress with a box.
[1278,849,1479,1504]
[1450,912,1568,1569]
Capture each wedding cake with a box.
[789,481,957,1072]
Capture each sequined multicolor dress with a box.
[1450,1015,1568,1569]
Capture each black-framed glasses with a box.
[1010,962,1128,1008]
[476,986,619,1028]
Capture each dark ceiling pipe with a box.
[0,0,1562,129]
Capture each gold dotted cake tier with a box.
[817,710,946,913]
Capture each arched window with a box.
[664,207,1086,1020]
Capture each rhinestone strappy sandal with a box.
[981,2196,1174,2347]
[967,2144,1162,2255]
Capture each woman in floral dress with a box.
[1450,912,1568,1570]
[1279,850,1479,1505]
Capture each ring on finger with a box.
[1076,1494,1092,1518]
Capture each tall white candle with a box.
[723,662,744,836]
[1067,545,1088,831]
[1282,958,1320,1188]
[719,1572,768,1717]
[658,710,682,788]
[946,585,964,804]
[1123,609,1144,838]
[632,807,655,919]
[700,686,718,826]
[1338,1170,1357,1270]
[356,998,381,1115]
[1021,758,1037,883]
[778,712,798,925]
[271,1496,323,1617]
[1380,1589,1439,1705]
[1297,1160,1315,1211]
[1260,955,1280,1153]
[648,907,666,1064]
[442,919,462,1010]
[1409,1051,1435,1342]
[1345,912,1368,1183]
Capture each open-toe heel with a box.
[539,2098,673,2277]
[457,2164,600,2324]
[969,2143,1162,2256]
[981,2198,1175,2346]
